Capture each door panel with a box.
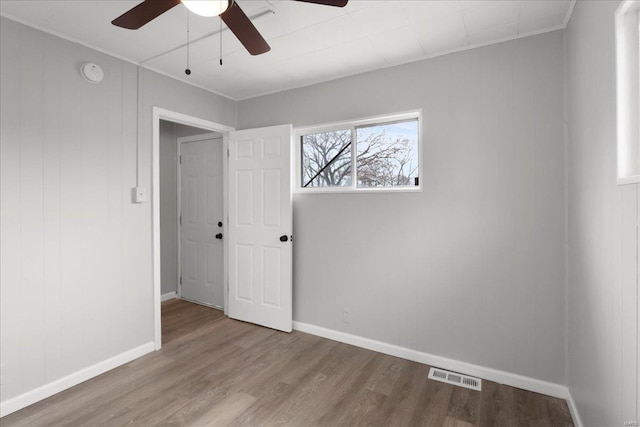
[229,125,293,332]
[180,136,224,309]
[263,247,281,306]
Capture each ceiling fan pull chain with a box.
[219,18,223,66]
[185,11,191,75]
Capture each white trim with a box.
[292,321,569,399]
[0,13,571,103]
[0,13,138,66]
[618,175,640,185]
[295,110,422,140]
[294,110,423,194]
[565,391,584,427]
[0,342,155,417]
[0,13,234,102]
[235,26,568,101]
[153,107,235,351]
[615,1,640,185]
[161,291,177,302]
[563,0,577,28]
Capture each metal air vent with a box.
[428,367,482,391]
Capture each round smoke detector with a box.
[80,63,104,84]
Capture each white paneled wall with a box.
[1,19,146,401]
[0,17,236,413]
[566,1,639,425]
[0,17,145,402]
[238,30,566,384]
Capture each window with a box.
[615,0,640,184]
[295,112,421,192]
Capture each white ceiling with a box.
[0,0,574,100]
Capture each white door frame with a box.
[153,107,235,350]
[177,133,225,308]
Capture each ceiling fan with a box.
[112,0,348,56]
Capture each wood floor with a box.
[2,299,574,426]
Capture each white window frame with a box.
[294,110,423,194]
[615,0,640,185]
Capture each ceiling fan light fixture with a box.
[182,0,230,17]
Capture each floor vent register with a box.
[428,367,482,391]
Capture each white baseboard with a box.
[293,321,570,400]
[565,390,584,427]
[161,291,177,302]
[0,341,155,418]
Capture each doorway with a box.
[178,133,224,309]
[153,108,294,351]
[153,108,235,349]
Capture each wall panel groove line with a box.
[1,16,237,413]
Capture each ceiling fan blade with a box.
[220,2,271,55]
[112,0,181,30]
[294,0,348,7]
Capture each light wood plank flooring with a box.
[1,299,574,426]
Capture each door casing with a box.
[153,107,234,350]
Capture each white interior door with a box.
[228,124,293,332]
[180,135,224,309]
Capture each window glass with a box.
[356,119,419,188]
[301,130,352,188]
[295,112,421,192]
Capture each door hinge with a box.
[180,276,182,285]
[179,155,182,164]
[227,148,230,158]
[179,215,182,226]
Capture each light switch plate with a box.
[133,187,146,203]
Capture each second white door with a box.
[228,124,293,332]
[180,135,224,309]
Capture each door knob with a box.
[279,235,288,242]
[215,233,223,239]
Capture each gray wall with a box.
[0,17,236,404]
[565,1,639,425]
[159,121,213,296]
[6,6,638,423]
[238,31,567,384]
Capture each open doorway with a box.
[153,108,294,350]
[159,121,226,340]
[153,108,235,349]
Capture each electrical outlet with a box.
[342,308,351,323]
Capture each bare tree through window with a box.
[356,119,419,187]
[301,130,351,187]
[300,118,419,189]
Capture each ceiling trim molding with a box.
[0,12,236,102]
[236,24,568,101]
[0,12,139,65]
[563,0,577,28]
[2,1,577,103]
